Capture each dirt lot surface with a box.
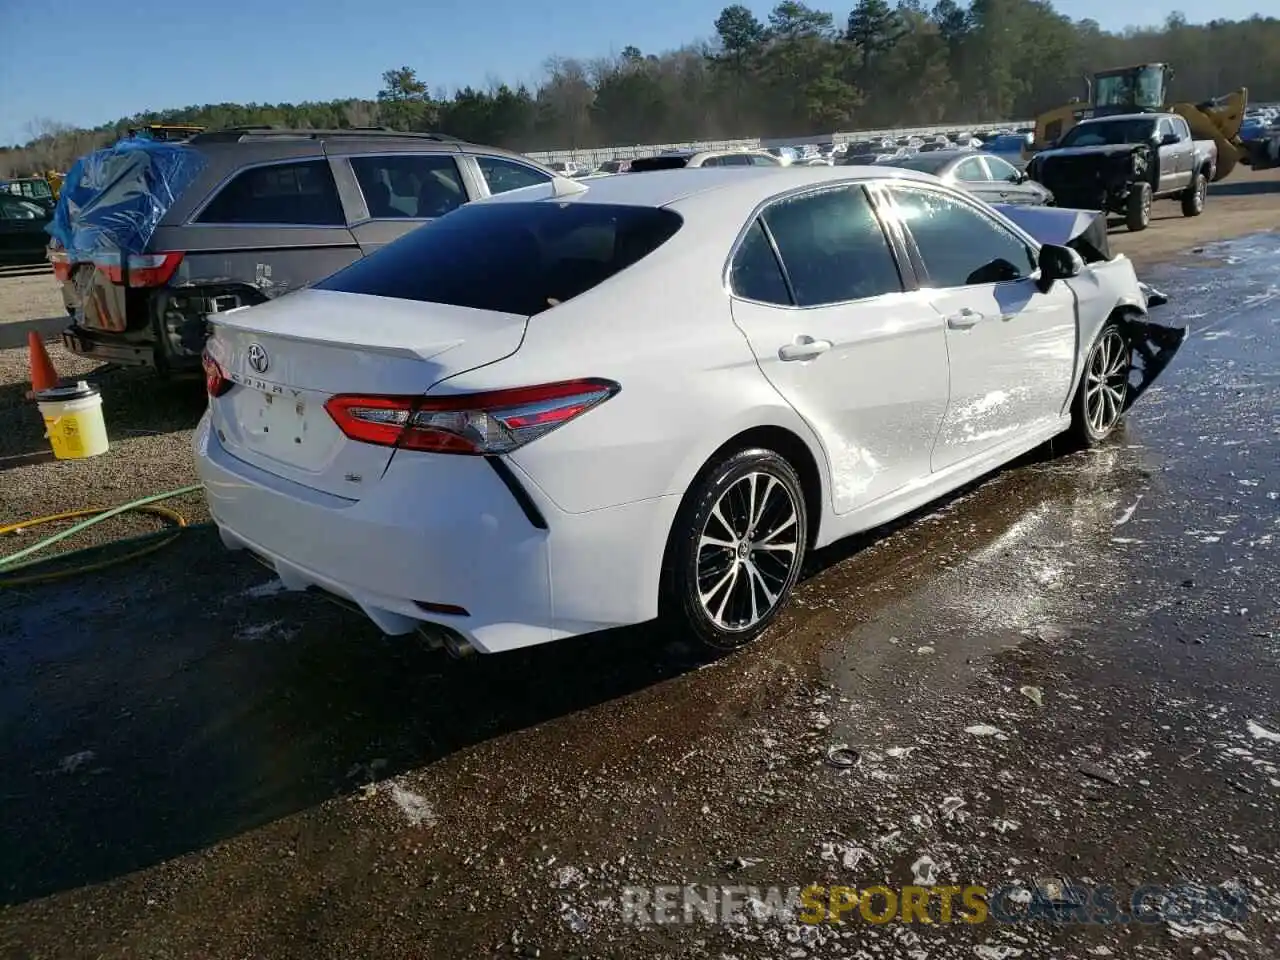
[0,265,64,330]
[0,167,1278,960]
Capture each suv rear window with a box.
[629,156,691,172]
[196,158,344,225]
[315,201,683,316]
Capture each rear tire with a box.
[1181,172,1207,217]
[661,448,807,652]
[1068,319,1131,448]
[1125,183,1152,232]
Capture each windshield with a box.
[315,201,683,316]
[1059,118,1157,148]
[1095,66,1165,111]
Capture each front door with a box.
[880,183,1077,473]
[727,183,949,514]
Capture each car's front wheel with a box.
[663,448,808,652]
[1069,320,1131,447]
[1181,172,1207,217]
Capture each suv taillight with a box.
[202,349,232,397]
[91,252,184,287]
[325,379,620,455]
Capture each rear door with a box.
[880,183,1076,472]
[728,183,949,515]
[175,155,363,300]
[335,150,476,254]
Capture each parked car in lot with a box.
[0,177,57,212]
[1026,113,1216,231]
[628,149,781,171]
[195,165,1183,656]
[0,194,53,264]
[50,128,560,374]
[874,149,1054,206]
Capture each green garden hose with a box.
[0,484,211,587]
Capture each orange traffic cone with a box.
[26,331,61,400]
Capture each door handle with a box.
[778,336,832,361]
[946,308,985,330]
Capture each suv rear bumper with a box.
[62,323,203,372]
[62,325,157,366]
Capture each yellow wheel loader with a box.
[1032,63,1248,182]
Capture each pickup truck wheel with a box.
[1181,172,1207,217]
[1125,183,1152,232]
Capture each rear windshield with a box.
[315,201,683,316]
[628,156,691,172]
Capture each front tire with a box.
[1181,172,1207,217]
[1069,320,1131,447]
[662,448,808,652]
[1125,182,1152,232]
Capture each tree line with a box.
[3,0,1277,177]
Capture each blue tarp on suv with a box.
[47,137,207,260]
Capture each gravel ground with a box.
[0,340,207,566]
[0,266,64,327]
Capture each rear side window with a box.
[477,156,552,195]
[730,219,790,305]
[350,155,467,219]
[315,202,683,316]
[761,185,902,306]
[196,159,344,225]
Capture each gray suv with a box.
[56,128,559,374]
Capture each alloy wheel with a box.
[695,471,801,632]
[1085,327,1129,436]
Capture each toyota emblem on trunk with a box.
[246,343,269,374]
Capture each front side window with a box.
[749,154,779,166]
[350,154,467,219]
[888,185,1037,288]
[953,157,990,182]
[196,159,345,225]
[476,156,552,196]
[760,185,902,307]
[984,156,1020,182]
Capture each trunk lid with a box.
[206,288,528,498]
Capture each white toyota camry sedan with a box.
[194,166,1183,655]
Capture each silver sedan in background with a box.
[870,149,1054,206]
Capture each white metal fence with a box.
[524,119,1034,165]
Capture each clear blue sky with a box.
[0,0,1263,146]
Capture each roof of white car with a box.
[486,165,943,210]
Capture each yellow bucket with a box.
[36,380,110,460]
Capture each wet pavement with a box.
[1,234,1278,958]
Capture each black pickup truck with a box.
[1026,113,1216,232]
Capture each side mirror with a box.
[1011,171,1028,184]
[1038,243,1084,290]
[1160,133,1180,147]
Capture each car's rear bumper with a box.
[193,414,678,653]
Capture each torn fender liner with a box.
[1121,314,1188,412]
[991,204,1111,263]
[46,138,207,260]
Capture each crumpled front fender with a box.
[1119,287,1187,412]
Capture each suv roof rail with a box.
[187,126,466,144]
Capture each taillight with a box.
[48,245,72,282]
[203,349,232,397]
[91,252,184,287]
[325,379,620,455]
